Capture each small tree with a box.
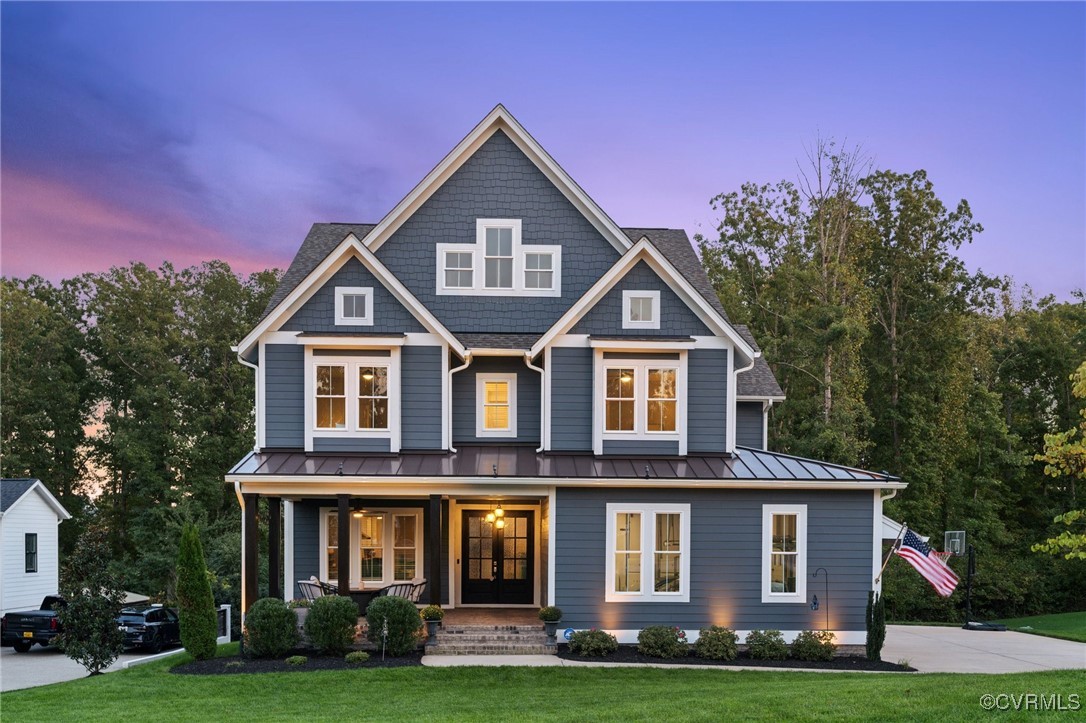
[57,525,126,675]
[176,523,218,660]
[866,590,886,661]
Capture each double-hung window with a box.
[309,353,398,449]
[315,365,347,429]
[483,225,514,289]
[476,373,517,437]
[357,366,389,430]
[606,503,690,602]
[322,509,423,588]
[602,363,680,434]
[761,504,807,603]
[25,533,38,573]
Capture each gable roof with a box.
[622,228,730,323]
[734,325,786,399]
[0,478,71,519]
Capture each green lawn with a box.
[3,645,1084,722]
[996,611,1086,643]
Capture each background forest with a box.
[2,145,1083,622]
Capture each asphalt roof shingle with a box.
[1,478,38,512]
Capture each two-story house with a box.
[227,105,905,646]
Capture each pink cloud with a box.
[1,170,287,280]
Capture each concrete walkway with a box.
[883,625,1085,673]
[423,626,1086,673]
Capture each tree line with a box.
[698,140,1085,619]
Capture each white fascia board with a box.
[6,481,72,520]
[296,336,406,348]
[736,394,787,402]
[237,234,466,359]
[588,339,695,351]
[468,348,531,356]
[531,239,756,360]
[363,105,632,257]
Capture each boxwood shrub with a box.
[366,595,422,656]
[637,626,689,659]
[693,625,738,660]
[791,630,837,661]
[568,629,618,657]
[304,595,360,655]
[244,597,298,658]
[745,629,789,660]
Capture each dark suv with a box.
[116,606,180,653]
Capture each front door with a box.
[460,510,534,604]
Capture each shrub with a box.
[693,626,738,660]
[176,523,218,661]
[244,597,298,658]
[745,629,788,660]
[568,629,619,657]
[637,626,689,659]
[57,525,126,674]
[420,605,444,621]
[305,595,360,655]
[866,590,886,661]
[791,630,836,661]
[345,651,370,664]
[285,655,307,666]
[366,595,422,656]
[538,606,563,622]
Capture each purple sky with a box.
[2,2,1083,299]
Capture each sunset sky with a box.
[2,2,1083,299]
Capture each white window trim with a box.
[605,503,690,603]
[622,290,661,330]
[334,287,374,326]
[476,373,518,438]
[593,351,687,454]
[318,508,424,589]
[761,504,808,604]
[436,219,561,297]
[304,349,401,452]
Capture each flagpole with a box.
[875,522,907,584]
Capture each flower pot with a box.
[425,619,441,645]
[543,620,560,645]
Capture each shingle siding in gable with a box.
[401,346,444,450]
[736,401,766,449]
[265,344,305,448]
[571,261,712,337]
[549,347,593,451]
[279,258,425,334]
[688,348,728,453]
[375,130,621,333]
[452,357,540,445]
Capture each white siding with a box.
[1,491,63,615]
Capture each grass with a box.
[995,611,1086,643]
[3,644,1084,722]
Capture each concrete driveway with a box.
[0,644,176,692]
[884,625,1086,673]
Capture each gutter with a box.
[523,352,546,453]
[447,353,473,453]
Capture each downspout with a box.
[524,352,546,453]
[234,346,259,451]
[732,351,757,452]
[448,353,473,453]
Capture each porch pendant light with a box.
[494,504,504,518]
[495,518,505,530]
[485,511,496,523]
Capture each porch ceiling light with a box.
[620,372,632,383]
[352,506,367,518]
[361,370,375,381]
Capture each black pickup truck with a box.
[1,595,65,652]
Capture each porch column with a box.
[267,496,282,601]
[428,494,442,605]
[337,494,351,596]
[243,493,259,614]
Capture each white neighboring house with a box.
[1,479,71,615]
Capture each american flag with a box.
[895,529,959,597]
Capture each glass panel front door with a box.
[460,510,534,604]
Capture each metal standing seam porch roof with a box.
[228,446,899,484]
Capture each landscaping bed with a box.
[172,648,424,675]
[556,645,914,671]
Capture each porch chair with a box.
[407,579,427,603]
[297,579,324,602]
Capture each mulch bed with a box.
[171,648,424,675]
[556,645,914,672]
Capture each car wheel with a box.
[145,632,163,654]
[13,641,32,653]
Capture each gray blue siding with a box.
[293,501,320,599]
[572,261,712,337]
[279,258,426,334]
[375,130,621,333]
[602,440,679,456]
[736,401,766,449]
[265,344,305,448]
[554,488,873,632]
[688,349,728,453]
[402,346,444,450]
[311,437,392,453]
[549,347,593,451]
[453,357,540,445]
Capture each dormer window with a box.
[437,219,560,296]
[622,290,660,330]
[335,287,373,326]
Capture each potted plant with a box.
[539,606,563,645]
[420,605,444,645]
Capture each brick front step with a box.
[431,623,555,655]
[429,644,555,655]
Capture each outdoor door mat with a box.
[556,645,915,671]
[172,649,424,675]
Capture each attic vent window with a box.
[335,287,373,326]
[622,290,660,330]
